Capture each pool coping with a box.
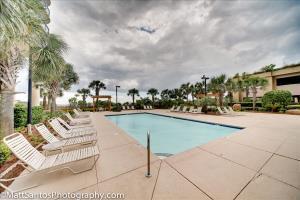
[105,111,245,129]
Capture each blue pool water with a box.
[106,113,241,155]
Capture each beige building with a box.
[233,64,300,103]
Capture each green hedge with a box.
[0,143,11,165]
[262,90,292,112]
[287,104,300,110]
[234,102,262,108]
[14,104,46,128]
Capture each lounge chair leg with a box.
[68,154,100,174]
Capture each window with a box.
[276,75,300,86]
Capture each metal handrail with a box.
[145,131,151,177]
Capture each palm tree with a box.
[225,78,236,104]
[147,88,159,106]
[246,77,268,110]
[208,74,227,106]
[127,88,139,104]
[234,73,244,102]
[242,72,250,99]
[260,64,276,72]
[77,88,90,103]
[88,80,106,96]
[191,82,204,102]
[160,89,170,99]
[32,34,69,113]
[180,82,191,100]
[0,0,48,139]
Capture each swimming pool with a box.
[106,113,241,156]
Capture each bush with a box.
[286,104,300,110]
[0,143,11,165]
[232,104,241,111]
[14,104,46,128]
[14,104,27,128]
[196,97,217,113]
[262,90,292,112]
[32,106,44,124]
[112,104,122,112]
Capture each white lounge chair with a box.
[73,109,90,118]
[170,106,175,112]
[65,113,91,126]
[143,105,147,110]
[122,106,126,110]
[174,106,181,112]
[217,107,229,115]
[181,106,187,112]
[223,107,232,114]
[1,133,99,193]
[194,107,202,113]
[189,106,195,113]
[35,123,97,154]
[49,119,96,138]
[149,105,153,109]
[131,106,135,110]
[57,117,93,130]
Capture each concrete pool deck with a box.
[3,110,300,199]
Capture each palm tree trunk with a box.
[0,91,14,139]
[43,95,47,109]
[51,96,57,113]
[219,93,223,106]
[252,90,257,111]
[47,95,51,110]
[238,91,242,102]
[152,96,154,106]
[132,95,135,104]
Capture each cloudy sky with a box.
[16,0,300,104]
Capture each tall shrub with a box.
[262,90,292,112]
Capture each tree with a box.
[260,64,276,72]
[161,89,170,99]
[191,82,204,103]
[147,88,159,106]
[180,82,191,100]
[225,78,236,104]
[127,88,139,104]
[242,72,250,99]
[77,88,90,103]
[32,34,69,113]
[234,73,244,102]
[88,80,106,96]
[0,0,48,139]
[208,74,227,106]
[246,76,268,110]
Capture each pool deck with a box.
[4,110,300,199]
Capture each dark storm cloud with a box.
[49,0,300,94]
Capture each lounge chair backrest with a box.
[224,107,230,113]
[35,123,59,144]
[198,107,202,112]
[149,106,153,109]
[57,117,71,129]
[170,106,175,111]
[131,106,134,109]
[73,109,80,116]
[217,107,224,114]
[48,118,68,138]
[65,113,74,121]
[229,107,234,112]
[3,133,46,170]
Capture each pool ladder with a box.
[145,131,151,177]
